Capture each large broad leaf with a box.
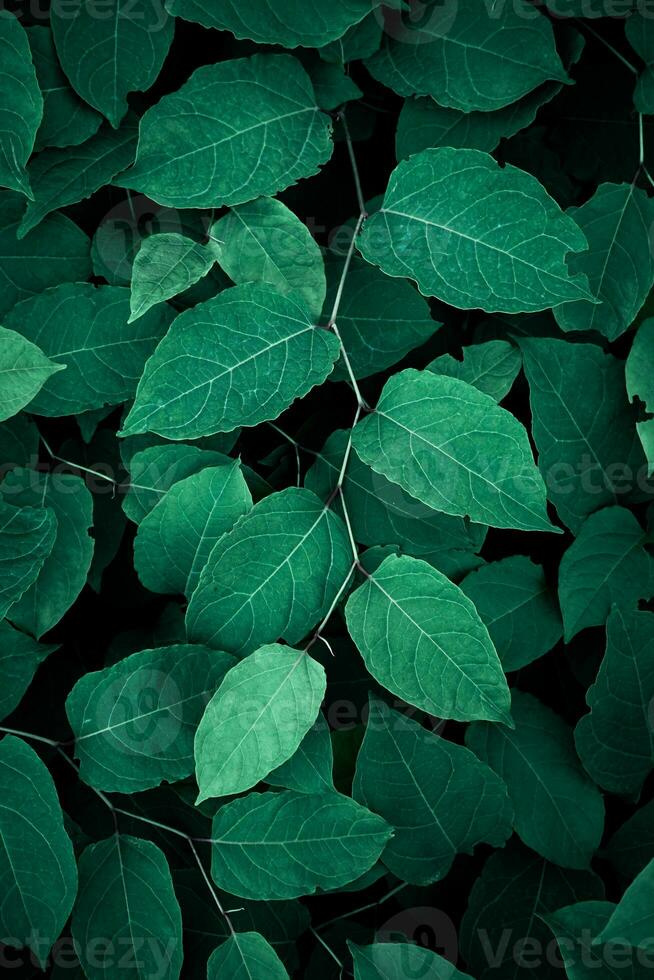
[558,507,654,642]
[575,607,654,797]
[0,193,91,317]
[121,283,339,439]
[51,0,173,128]
[353,698,512,884]
[129,233,219,322]
[195,644,326,801]
[461,840,604,980]
[18,117,138,237]
[134,462,252,597]
[554,183,654,341]
[595,859,654,950]
[186,488,351,656]
[4,283,174,416]
[349,942,473,980]
[366,0,566,112]
[521,338,646,534]
[460,556,562,672]
[207,933,289,980]
[542,900,652,980]
[427,340,522,403]
[2,470,94,638]
[166,0,378,49]
[466,690,605,870]
[267,712,334,796]
[27,26,101,151]
[115,54,333,209]
[352,368,555,533]
[0,12,42,198]
[626,318,654,475]
[358,147,592,313]
[306,429,485,579]
[324,257,437,381]
[210,789,391,900]
[345,553,512,723]
[0,621,58,722]
[213,198,326,321]
[66,644,234,793]
[0,736,77,965]
[0,326,64,421]
[0,497,56,618]
[72,835,182,980]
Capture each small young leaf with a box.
[72,835,182,980]
[0,326,64,421]
[427,340,522,403]
[0,622,58,722]
[0,497,56,618]
[467,690,605,870]
[358,147,593,313]
[195,644,326,801]
[0,11,42,198]
[66,644,234,793]
[345,554,512,723]
[210,790,391,900]
[115,54,333,209]
[352,368,555,532]
[627,13,654,114]
[207,932,289,980]
[186,487,351,657]
[121,284,339,439]
[626,318,654,475]
[134,462,252,597]
[353,698,512,884]
[129,233,219,322]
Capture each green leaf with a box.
[521,338,645,533]
[349,941,473,980]
[626,318,654,475]
[165,0,378,49]
[358,147,593,313]
[351,368,555,533]
[210,789,391,900]
[0,326,64,421]
[353,698,512,884]
[542,900,651,980]
[306,428,485,579]
[345,553,512,723]
[121,283,339,439]
[72,834,182,980]
[134,462,252,597]
[207,932,289,980]
[553,183,654,341]
[574,606,654,797]
[595,859,654,950]
[195,644,326,801]
[605,800,654,883]
[0,415,39,471]
[0,497,56,619]
[461,840,604,980]
[4,283,174,416]
[0,11,42,198]
[320,11,382,63]
[129,233,219,322]
[186,487,351,657]
[115,54,333,209]
[427,340,522,403]
[365,0,567,112]
[324,257,438,381]
[51,0,173,128]
[0,192,91,318]
[0,736,77,965]
[213,197,326,320]
[267,711,334,795]
[466,690,605,870]
[27,26,101,151]
[306,60,363,111]
[0,622,58,722]
[627,13,654,114]
[2,470,94,638]
[18,116,138,238]
[66,643,233,793]
[558,507,654,642]
[459,556,562,672]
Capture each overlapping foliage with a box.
[1,1,654,977]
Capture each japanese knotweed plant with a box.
[1,1,654,978]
